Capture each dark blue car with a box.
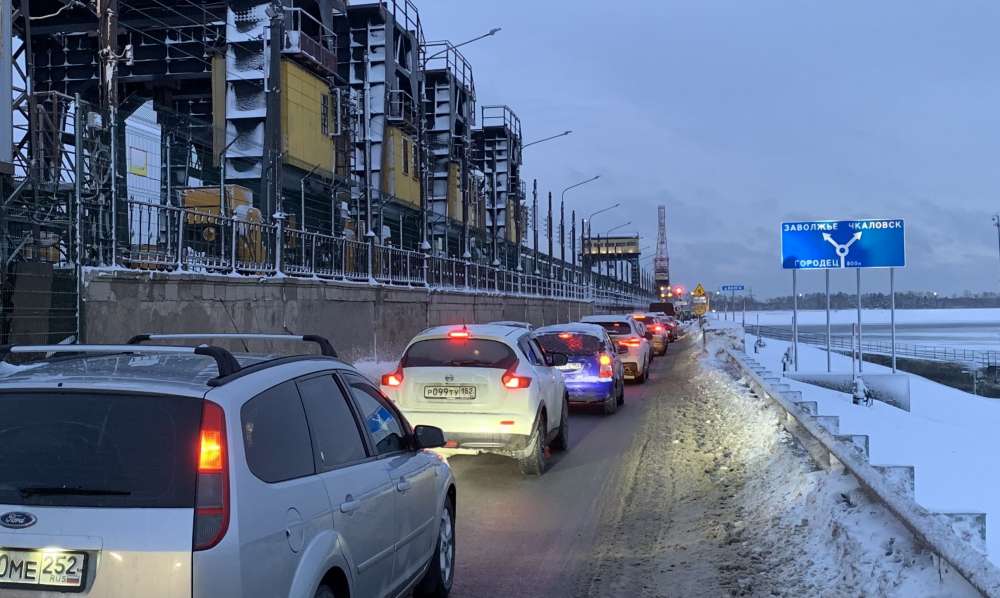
[534,323,626,415]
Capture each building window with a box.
[402,138,410,175]
[321,94,330,136]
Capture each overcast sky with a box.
[418,0,1000,298]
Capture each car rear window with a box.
[536,333,604,356]
[401,339,517,369]
[0,392,202,507]
[591,321,633,336]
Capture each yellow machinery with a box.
[179,185,267,267]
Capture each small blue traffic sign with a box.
[781,219,905,270]
[720,284,745,292]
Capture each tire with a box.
[616,381,625,406]
[415,497,456,598]
[603,388,618,415]
[552,397,570,450]
[314,585,335,598]
[518,415,547,476]
[638,358,648,384]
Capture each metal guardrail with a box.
[749,325,1000,370]
[119,200,651,307]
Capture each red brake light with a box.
[381,367,404,387]
[599,353,613,379]
[194,401,229,551]
[652,325,664,333]
[448,329,471,339]
[618,337,642,348]
[501,362,532,389]
[558,332,573,339]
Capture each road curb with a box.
[722,345,1000,598]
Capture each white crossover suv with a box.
[380,324,570,475]
[580,315,653,383]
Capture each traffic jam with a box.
[0,313,684,597]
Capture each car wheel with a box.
[518,415,547,476]
[603,388,618,415]
[415,496,456,597]
[552,397,570,451]
[616,381,625,406]
[314,585,336,598]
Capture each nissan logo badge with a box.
[0,511,37,529]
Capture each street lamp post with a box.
[559,175,600,280]
[993,214,1000,282]
[522,130,572,149]
[582,202,620,282]
[418,27,501,253]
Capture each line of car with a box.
[0,313,682,598]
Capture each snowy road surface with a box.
[444,332,978,597]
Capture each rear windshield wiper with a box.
[447,360,487,367]
[19,486,132,497]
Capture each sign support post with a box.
[792,270,799,371]
[825,269,831,372]
[890,267,897,373]
[857,268,863,373]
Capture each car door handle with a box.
[340,499,361,514]
[396,479,412,493]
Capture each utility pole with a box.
[264,0,284,221]
[532,179,539,274]
[559,198,565,270]
[97,0,120,263]
[571,209,577,282]
[547,191,553,274]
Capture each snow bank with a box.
[746,328,1000,567]
[701,333,981,596]
[747,307,1000,327]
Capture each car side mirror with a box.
[412,425,446,450]
[617,345,628,355]
[545,352,569,367]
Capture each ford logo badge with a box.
[0,511,37,529]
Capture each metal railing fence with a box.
[113,200,652,307]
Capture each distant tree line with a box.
[736,291,1000,311]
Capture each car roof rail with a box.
[127,333,338,358]
[0,344,242,378]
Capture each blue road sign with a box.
[720,284,745,292]
[781,219,905,270]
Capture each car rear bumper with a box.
[565,379,615,403]
[404,410,536,456]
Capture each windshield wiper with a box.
[19,485,132,497]
[447,360,485,367]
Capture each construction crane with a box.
[654,205,670,293]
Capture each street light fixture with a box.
[522,130,572,149]
[559,175,600,270]
[418,27,502,252]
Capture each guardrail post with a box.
[230,216,238,274]
[274,213,285,274]
[310,234,317,276]
[177,208,185,270]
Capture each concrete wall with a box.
[82,270,598,363]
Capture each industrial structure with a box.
[1,0,655,344]
[655,205,670,291]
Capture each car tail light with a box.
[598,353,614,379]
[652,324,664,333]
[618,336,642,348]
[381,367,404,387]
[194,401,229,551]
[448,328,471,339]
[501,362,532,389]
[558,332,573,339]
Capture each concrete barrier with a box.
[82,269,600,363]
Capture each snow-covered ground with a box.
[737,320,1000,567]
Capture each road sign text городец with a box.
[780,219,905,270]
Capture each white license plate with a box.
[424,385,476,400]
[0,549,86,589]
[557,362,583,371]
